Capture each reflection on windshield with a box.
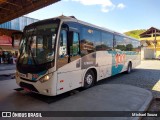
[18,24,57,65]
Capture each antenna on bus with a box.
[69,16,76,19]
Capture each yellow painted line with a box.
[152,80,160,92]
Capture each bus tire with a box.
[83,70,95,89]
[126,62,132,74]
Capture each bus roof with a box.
[25,15,139,41]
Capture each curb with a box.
[132,88,153,120]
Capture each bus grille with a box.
[20,77,37,82]
[19,82,39,93]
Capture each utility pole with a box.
[153,29,157,59]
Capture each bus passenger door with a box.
[57,29,81,95]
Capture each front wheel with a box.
[83,70,95,89]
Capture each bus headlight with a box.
[39,73,53,83]
[16,71,19,78]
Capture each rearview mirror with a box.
[12,32,23,48]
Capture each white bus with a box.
[14,16,141,96]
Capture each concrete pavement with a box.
[0,64,16,70]
[0,79,153,120]
[0,64,16,75]
[0,70,16,76]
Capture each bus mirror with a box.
[11,36,14,47]
[11,32,23,48]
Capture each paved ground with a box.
[0,64,16,71]
[98,60,160,120]
[0,80,152,120]
[0,60,160,120]
[98,60,160,99]
[0,64,16,76]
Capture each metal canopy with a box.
[0,0,60,24]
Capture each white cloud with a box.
[117,3,125,9]
[71,0,115,12]
[101,4,115,13]
[72,0,113,6]
[64,0,125,12]
[121,29,129,33]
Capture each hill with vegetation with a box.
[124,29,146,39]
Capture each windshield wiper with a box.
[29,34,39,66]
[28,47,38,65]
[24,30,38,66]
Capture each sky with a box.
[26,0,160,33]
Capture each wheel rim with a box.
[128,65,131,72]
[86,74,93,85]
[128,67,130,72]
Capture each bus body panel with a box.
[16,51,140,96]
[56,58,82,95]
[96,51,112,80]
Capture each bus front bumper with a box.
[15,73,57,96]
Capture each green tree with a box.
[116,45,126,51]
[124,29,146,39]
[126,44,133,51]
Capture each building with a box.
[0,16,38,63]
[139,27,160,59]
[0,16,38,31]
[0,16,38,53]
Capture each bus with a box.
[13,15,141,96]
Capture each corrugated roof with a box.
[0,0,60,24]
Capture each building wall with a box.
[0,16,38,31]
[140,36,160,58]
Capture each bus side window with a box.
[57,29,69,69]
[69,32,81,62]
[101,32,113,51]
[70,32,80,56]
[114,35,126,51]
[59,30,67,58]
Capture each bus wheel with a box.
[84,70,95,89]
[126,62,132,74]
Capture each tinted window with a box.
[124,38,132,51]
[70,32,80,56]
[59,30,67,57]
[132,40,141,52]
[81,27,95,55]
[101,32,113,50]
[64,22,80,32]
[93,30,101,51]
[114,35,140,52]
[115,35,126,51]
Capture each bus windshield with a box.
[18,23,58,65]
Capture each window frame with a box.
[70,31,81,56]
